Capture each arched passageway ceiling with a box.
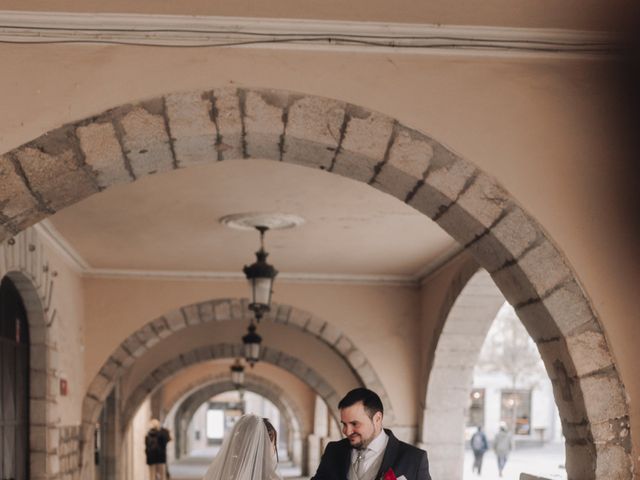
[118,344,340,432]
[1,87,632,478]
[422,269,505,480]
[160,359,315,434]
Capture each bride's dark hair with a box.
[263,418,279,462]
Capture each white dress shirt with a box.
[349,430,389,480]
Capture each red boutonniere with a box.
[383,468,397,480]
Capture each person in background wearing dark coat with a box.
[145,418,172,480]
[470,426,488,475]
[312,388,431,480]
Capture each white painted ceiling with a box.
[48,160,458,279]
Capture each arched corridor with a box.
[1,10,639,478]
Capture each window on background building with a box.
[206,408,224,440]
[467,388,485,427]
[501,390,531,435]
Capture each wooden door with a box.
[0,277,30,480]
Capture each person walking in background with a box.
[470,426,488,475]
[145,418,172,480]
[493,425,512,478]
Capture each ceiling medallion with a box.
[219,213,305,231]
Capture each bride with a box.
[203,414,281,480]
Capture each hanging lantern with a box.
[243,226,278,321]
[230,358,245,388]
[242,321,262,367]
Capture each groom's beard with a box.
[348,433,373,450]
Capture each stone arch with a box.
[0,86,632,478]
[163,373,307,437]
[0,228,62,479]
[83,298,391,428]
[421,269,505,480]
[119,344,339,430]
[169,373,306,463]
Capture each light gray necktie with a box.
[355,449,367,479]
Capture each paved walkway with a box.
[463,442,566,480]
[170,443,566,480]
[169,447,303,480]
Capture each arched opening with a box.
[1,87,633,478]
[0,236,58,479]
[167,389,300,479]
[0,276,30,480]
[466,302,564,479]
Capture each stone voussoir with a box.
[579,371,628,425]
[122,334,147,358]
[284,95,345,169]
[514,299,563,342]
[564,443,596,480]
[110,345,136,369]
[536,338,577,381]
[373,126,433,200]
[164,91,217,167]
[333,107,393,182]
[242,90,284,160]
[517,239,572,298]
[213,300,231,320]
[164,309,187,331]
[150,317,172,338]
[16,144,99,213]
[182,304,200,325]
[118,105,175,177]
[304,315,326,336]
[211,87,244,160]
[595,443,633,480]
[543,279,599,337]
[334,335,355,355]
[0,155,41,230]
[76,122,132,188]
[491,262,539,308]
[466,205,539,272]
[414,156,474,221]
[86,374,112,402]
[319,322,342,345]
[565,329,614,378]
[590,416,631,446]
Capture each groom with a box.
[312,388,431,480]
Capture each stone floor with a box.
[169,447,303,480]
[169,442,566,480]
[462,442,566,480]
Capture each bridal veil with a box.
[202,414,281,480]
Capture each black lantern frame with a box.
[243,226,278,321]
[230,358,245,388]
[242,321,262,367]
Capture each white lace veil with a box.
[203,414,281,480]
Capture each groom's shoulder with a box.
[323,437,350,454]
[387,430,428,457]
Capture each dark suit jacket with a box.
[311,429,431,480]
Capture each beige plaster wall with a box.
[39,240,86,426]
[2,42,637,461]
[83,278,422,426]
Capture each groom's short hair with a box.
[338,388,384,419]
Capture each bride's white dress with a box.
[203,414,282,480]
